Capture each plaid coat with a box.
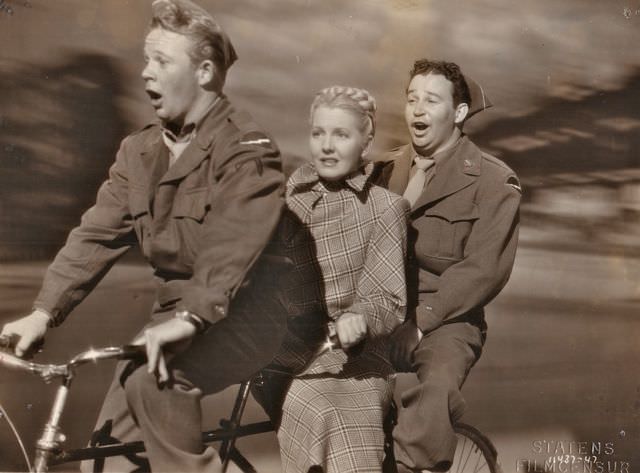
[263,162,408,473]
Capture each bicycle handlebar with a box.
[0,327,340,383]
[0,336,146,382]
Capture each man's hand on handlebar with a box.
[0,310,50,358]
[334,312,367,350]
[389,320,423,372]
[132,318,197,383]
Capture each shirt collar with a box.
[412,135,464,167]
[289,161,374,195]
[161,96,221,144]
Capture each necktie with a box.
[403,157,435,206]
[162,128,194,167]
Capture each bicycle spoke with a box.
[0,402,33,473]
[448,432,494,473]
[473,453,488,473]
[458,436,474,473]
[452,435,465,473]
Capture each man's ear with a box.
[454,102,469,125]
[196,59,218,88]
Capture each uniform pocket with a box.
[173,187,209,222]
[414,201,479,260]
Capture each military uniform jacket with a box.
[376,136,521,333]
[35,96,284,326]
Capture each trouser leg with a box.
[84,286,287,473]
[393,321,484,472]
[80,360,150,473]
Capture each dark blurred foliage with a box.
[476,70,640,254]
[0,53,132,260]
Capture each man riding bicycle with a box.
[0,1,287,471]
[376,59,521,472]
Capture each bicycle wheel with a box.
[449,423,501,473]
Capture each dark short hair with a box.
[150,0,237,77]
[408,59,471,108]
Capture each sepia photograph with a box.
[1,0,639,472]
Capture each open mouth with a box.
[412,122,428,131]
[146,89,162,106]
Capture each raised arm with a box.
[1,137,137,355]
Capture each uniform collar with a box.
[412,135,463,168]
[410,135,482,210]
[161,96,221,142]
[135,96,234,186]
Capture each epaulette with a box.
[480,152,514,174]
[129,122,159,137]
[373,144,407,164]
[223,110,274,149]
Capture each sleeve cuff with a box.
[414,293,443,334]
[32,306,58,328]
[179,286,230,325]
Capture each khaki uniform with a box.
[376,136,520,471]
[34,96,288,472]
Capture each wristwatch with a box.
[174,310,208,334]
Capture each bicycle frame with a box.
[1,340,501,473]
[49,378,274,473]
[0,344,285,473]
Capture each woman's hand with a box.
[335,312,367,349]
[132,318,197,383]
[0,310,50,357]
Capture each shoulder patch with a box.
[506,175,522,193]
[239,131,273,148]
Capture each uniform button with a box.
[464,159,472,167]
[214,304,226,316]
[425,305,433,311]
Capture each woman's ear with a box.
[361,134,374,158]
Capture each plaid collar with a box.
[288,161,374,195]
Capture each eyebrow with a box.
[406,90,443,100]
[143,46,170,59]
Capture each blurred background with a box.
[0,0,638,471]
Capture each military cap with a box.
[464,74,493,118]
[151,0,238,72]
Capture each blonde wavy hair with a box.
[309,86,377,139]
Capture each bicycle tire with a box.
[451,422,501,473]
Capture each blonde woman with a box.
[260,86,409,473]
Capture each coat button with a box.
[214,304,226,316]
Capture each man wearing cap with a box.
[0,1,287,471]
[376,59,521,472]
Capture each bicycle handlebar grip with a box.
[326,323,341,350]
[0,349,35,371]
[119,345,147,360]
